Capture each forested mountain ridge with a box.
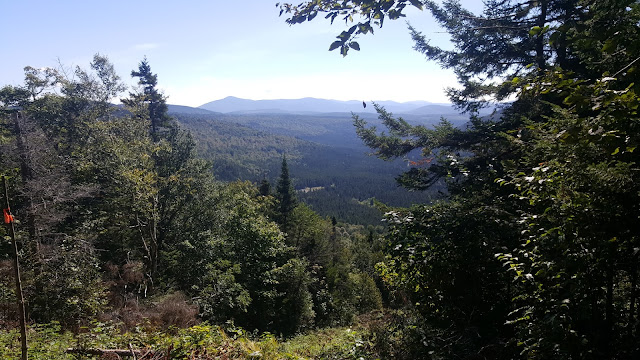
[167,104,218,115]
[171,110,442,225]
[170,102,468,139]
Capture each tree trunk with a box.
[150,194,159,284]
[604,260,615,357]
[3,176,28,360]
[535,0,548,70]
[629,254,638,339]
[13,112,36,239]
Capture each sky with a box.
[1,1,480,107]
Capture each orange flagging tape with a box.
[3,208,14,224]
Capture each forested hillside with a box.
[172,111,444,225]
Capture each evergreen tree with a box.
[117,58,201,285]
[258,177,271,196]
[122,57,171,140]
[275,156,297,232]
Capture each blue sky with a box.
[1,1,479,106]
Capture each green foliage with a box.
[281,326,375,360]
[279,0,424,57]
[272,258,316,335]
[0,56,127,329]
[24,237,107,328]
[0,323,74,360]
[379,199,517,357]
[287,204,331,261]
[489,70,640,358]
[3,320,416,359]
[259,178,272,196]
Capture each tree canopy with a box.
[0,55,389,345]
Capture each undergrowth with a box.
[0,320,380,359]
[1,310,428,359]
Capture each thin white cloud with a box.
[132,43,160,51]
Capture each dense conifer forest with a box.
[2,0,640,359]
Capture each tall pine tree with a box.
[275,156,297,233]
[122,57,171,140]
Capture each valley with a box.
[169,98,461,225]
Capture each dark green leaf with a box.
[329,41,342,51]
[602,39,617,53]
[409,0,423,10]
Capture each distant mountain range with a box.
[197,96,466,115]
[167,104,218,115]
